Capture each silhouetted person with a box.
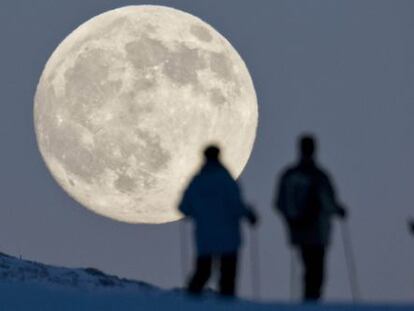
[179,145,257,297]
[274,135,347,302]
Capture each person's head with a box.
[298,134,317,161]
[204,145,220,162]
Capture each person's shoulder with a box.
[217,164,237,183]
[188,166,208,185]
[200,162,233,182]
[314,164,332,181]
[279,164,299,179]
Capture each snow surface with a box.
[0,253,412,310]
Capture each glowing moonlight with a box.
[34,6,258,224]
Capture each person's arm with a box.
[273,174,283,213]
[321,173,347,219]
[230,180,258,226]
[178,181,194,217]
[276,172,301,221]
[245,205,258,226]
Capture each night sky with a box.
[1,0,414,302]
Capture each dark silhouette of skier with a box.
[179,145,257,297]
[274,135,347,302]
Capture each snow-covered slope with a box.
[0,252,156,291]
[0,252,412,311]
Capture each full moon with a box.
[34,6,258,224]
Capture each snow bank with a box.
[0,253,412,311]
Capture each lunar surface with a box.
[34,6,258,224]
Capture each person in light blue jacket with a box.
[179,145,257,297]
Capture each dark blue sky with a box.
[1,0,414,302]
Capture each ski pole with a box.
[180,219,188,286]
[250,227,261,300]
[340,220,361,302]
[290,247,297,302]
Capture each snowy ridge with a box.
[0,252,413,310]
[0,252,156,291]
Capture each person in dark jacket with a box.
[274,135,347,302]
[179,145,257,297]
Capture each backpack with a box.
[278,166,321,224]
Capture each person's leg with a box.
[314,247,326,300]
[219,252,238,297]
[300,246,311,301]
[187,255,212,295]
[300,246,326,302]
